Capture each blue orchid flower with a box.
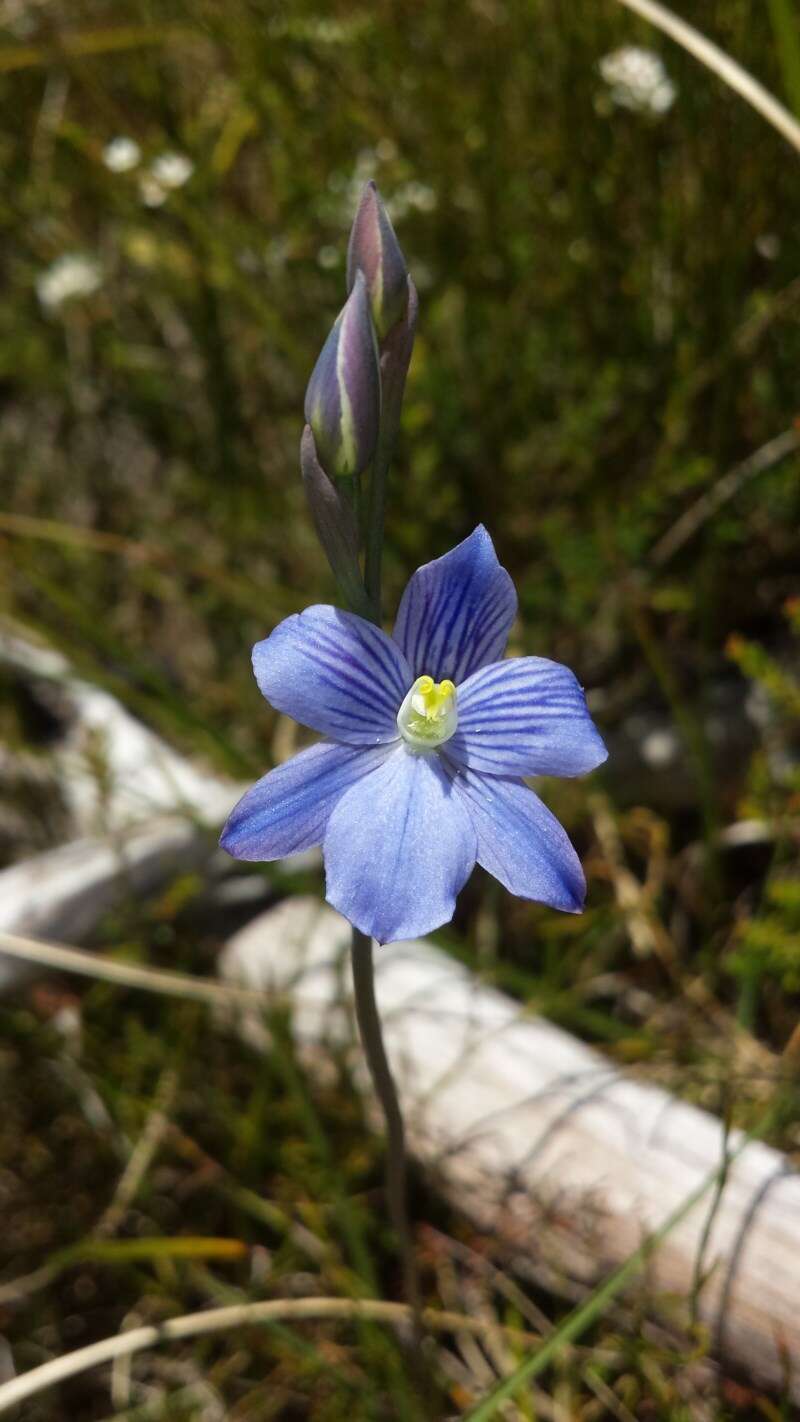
[221,527,607,944]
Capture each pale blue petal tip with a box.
[221,741,391,862]
[449,769,587,914]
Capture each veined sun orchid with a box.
[221,526,607,944]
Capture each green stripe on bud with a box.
[304,270,380,481]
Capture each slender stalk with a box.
[334,266,424,1395]
[364,427,391,617]
[350,928,421,1336]
[364,280,418,617]
[353,284,421,1339]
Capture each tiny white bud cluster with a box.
[599,46,676,115]
[36,254,103,310]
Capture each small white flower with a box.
[149,151,194,189]
[599,45,676,114]
[102,136,141,173]
[36,253,102,310]
[756,232,780,261]
[138,174,168,208]
[641,728,679,768]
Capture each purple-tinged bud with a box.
[304,269,380,481]
[347,181,409,340]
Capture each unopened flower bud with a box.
[347,181,409,339]
[304,269,380,481]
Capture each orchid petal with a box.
[252,606,411,744]
[324,746,477,943]
[392,526,517,684]
[220,741,392,861]
[446,657,608,778]
[449,767,585,912]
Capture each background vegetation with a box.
[1,0,800,1416]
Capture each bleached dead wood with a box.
[0,626,242,836]
[221,898,800,1400]
[0,626,250,992]
[0,823,226,993]
[0,630,326,997]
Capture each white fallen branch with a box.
[0,626,243,836]
[221,897,800,1400]
[0,822,223,993]
[0,626,252,993]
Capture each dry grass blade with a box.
[0,929,274,1009]
[0,1298,541,1415]
[615,0,800,155]
[0,25,198,74]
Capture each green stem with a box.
[364,429,390,616]
[364,279,418,618]
[349,280,423,1391]
[350,929,422,1341]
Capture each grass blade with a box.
[768,0,800,116]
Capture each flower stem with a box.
[364,430,390,618]
[350,928,422,1341]
[352,277,423,1387]
[364,280,418,619]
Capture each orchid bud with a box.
[347,181,409,340]
[304,269,380,482]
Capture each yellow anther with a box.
[417,675,434,694]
